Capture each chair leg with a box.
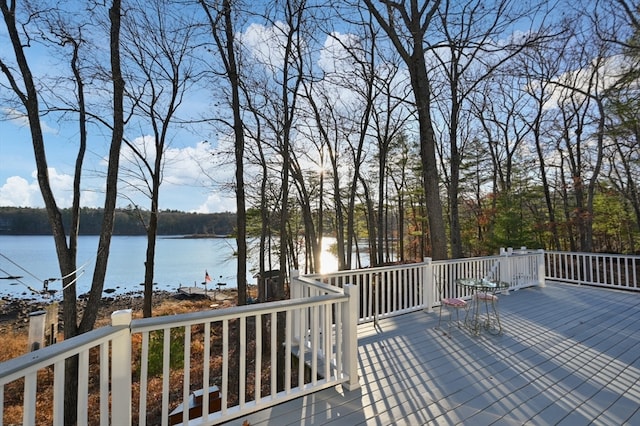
[487,297,502,335]
[436,305,445,331]
[436,304,451,335]
[436,304,463,336]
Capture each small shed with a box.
[254,270,280,302]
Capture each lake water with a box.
[0,235,254,299]
[0,235,344,300]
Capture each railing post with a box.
[499,248,513,288]
[342,284,359,391]
[290,269,301,342]
[290,269,300,299]
[111,309,132,426]
[537,249,546,287]
[422,257,433,313]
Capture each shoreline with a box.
[0,279,242,303]
[0,286,254,332]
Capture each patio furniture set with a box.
[437,277,510,336]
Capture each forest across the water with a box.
[0,207,236,236]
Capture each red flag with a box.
[205,271,212,282]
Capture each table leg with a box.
[464,290,482,335]
[485,292,502,335]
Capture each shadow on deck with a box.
[232,283,640,425]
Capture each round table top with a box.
[456,278,509,290]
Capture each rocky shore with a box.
[0,287,247,334]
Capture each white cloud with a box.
[120,137,229,187]
[239,22,290,66]
[0,175,41,207]
[117,137,236,212]
[2,107,58,134]
[0,168,101,208]
[542,54,636,110]
[164,140,219,185]
[45,168,74,204]
[318,32,361,74]
[194,192,236,214]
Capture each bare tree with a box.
[362,0,448,259]
[298,82,351,269]
[199,0,251,307]
[606,95,640,250]
[299,48,368,270]
[549,28,609,252]
[429,0,557,258]
[0,0,123,422]
[593,0,640,250]
[120,0,201,317]
[517,36,568,251]
[387,132,421,261]
[593,0,640,82]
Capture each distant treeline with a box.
[0,207,236,236]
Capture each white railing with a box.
[303,262,427,324]
[0,312,132,426]
[302,249,545,323]
[0,283,359,426]
[545,251,640,291]
[5,248,638,425]
[130,285,358,425]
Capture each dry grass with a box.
[0,331,29,363]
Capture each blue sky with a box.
[0,0,583,214]
[0,1,346,214]
[0,2,238,213]
[0,110,237,212]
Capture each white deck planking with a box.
[226,282,640,425]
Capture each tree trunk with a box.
[143,210,158,318]
[328,143,347,269]
[223,0,248,306]
[376,145,387,266]
[410,60,448,260]
[448,94,463,259]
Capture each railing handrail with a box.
[130,292,346,333]
[0,325,128,385]
[301,250,546,324]
[290,272,344,294]
[129,286,358,425]
[304,261,422,278]
[433,254,503,264]
[545,250,638,258]
[0,288,357,425]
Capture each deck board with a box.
[228,283,640,425]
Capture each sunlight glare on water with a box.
[319,238,339,274]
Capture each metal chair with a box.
[436,279,467,336]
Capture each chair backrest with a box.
[483,260,500,282]
[435,273,454,301]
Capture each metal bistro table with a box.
[457,278,509,335]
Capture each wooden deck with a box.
[229,282,640,425]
